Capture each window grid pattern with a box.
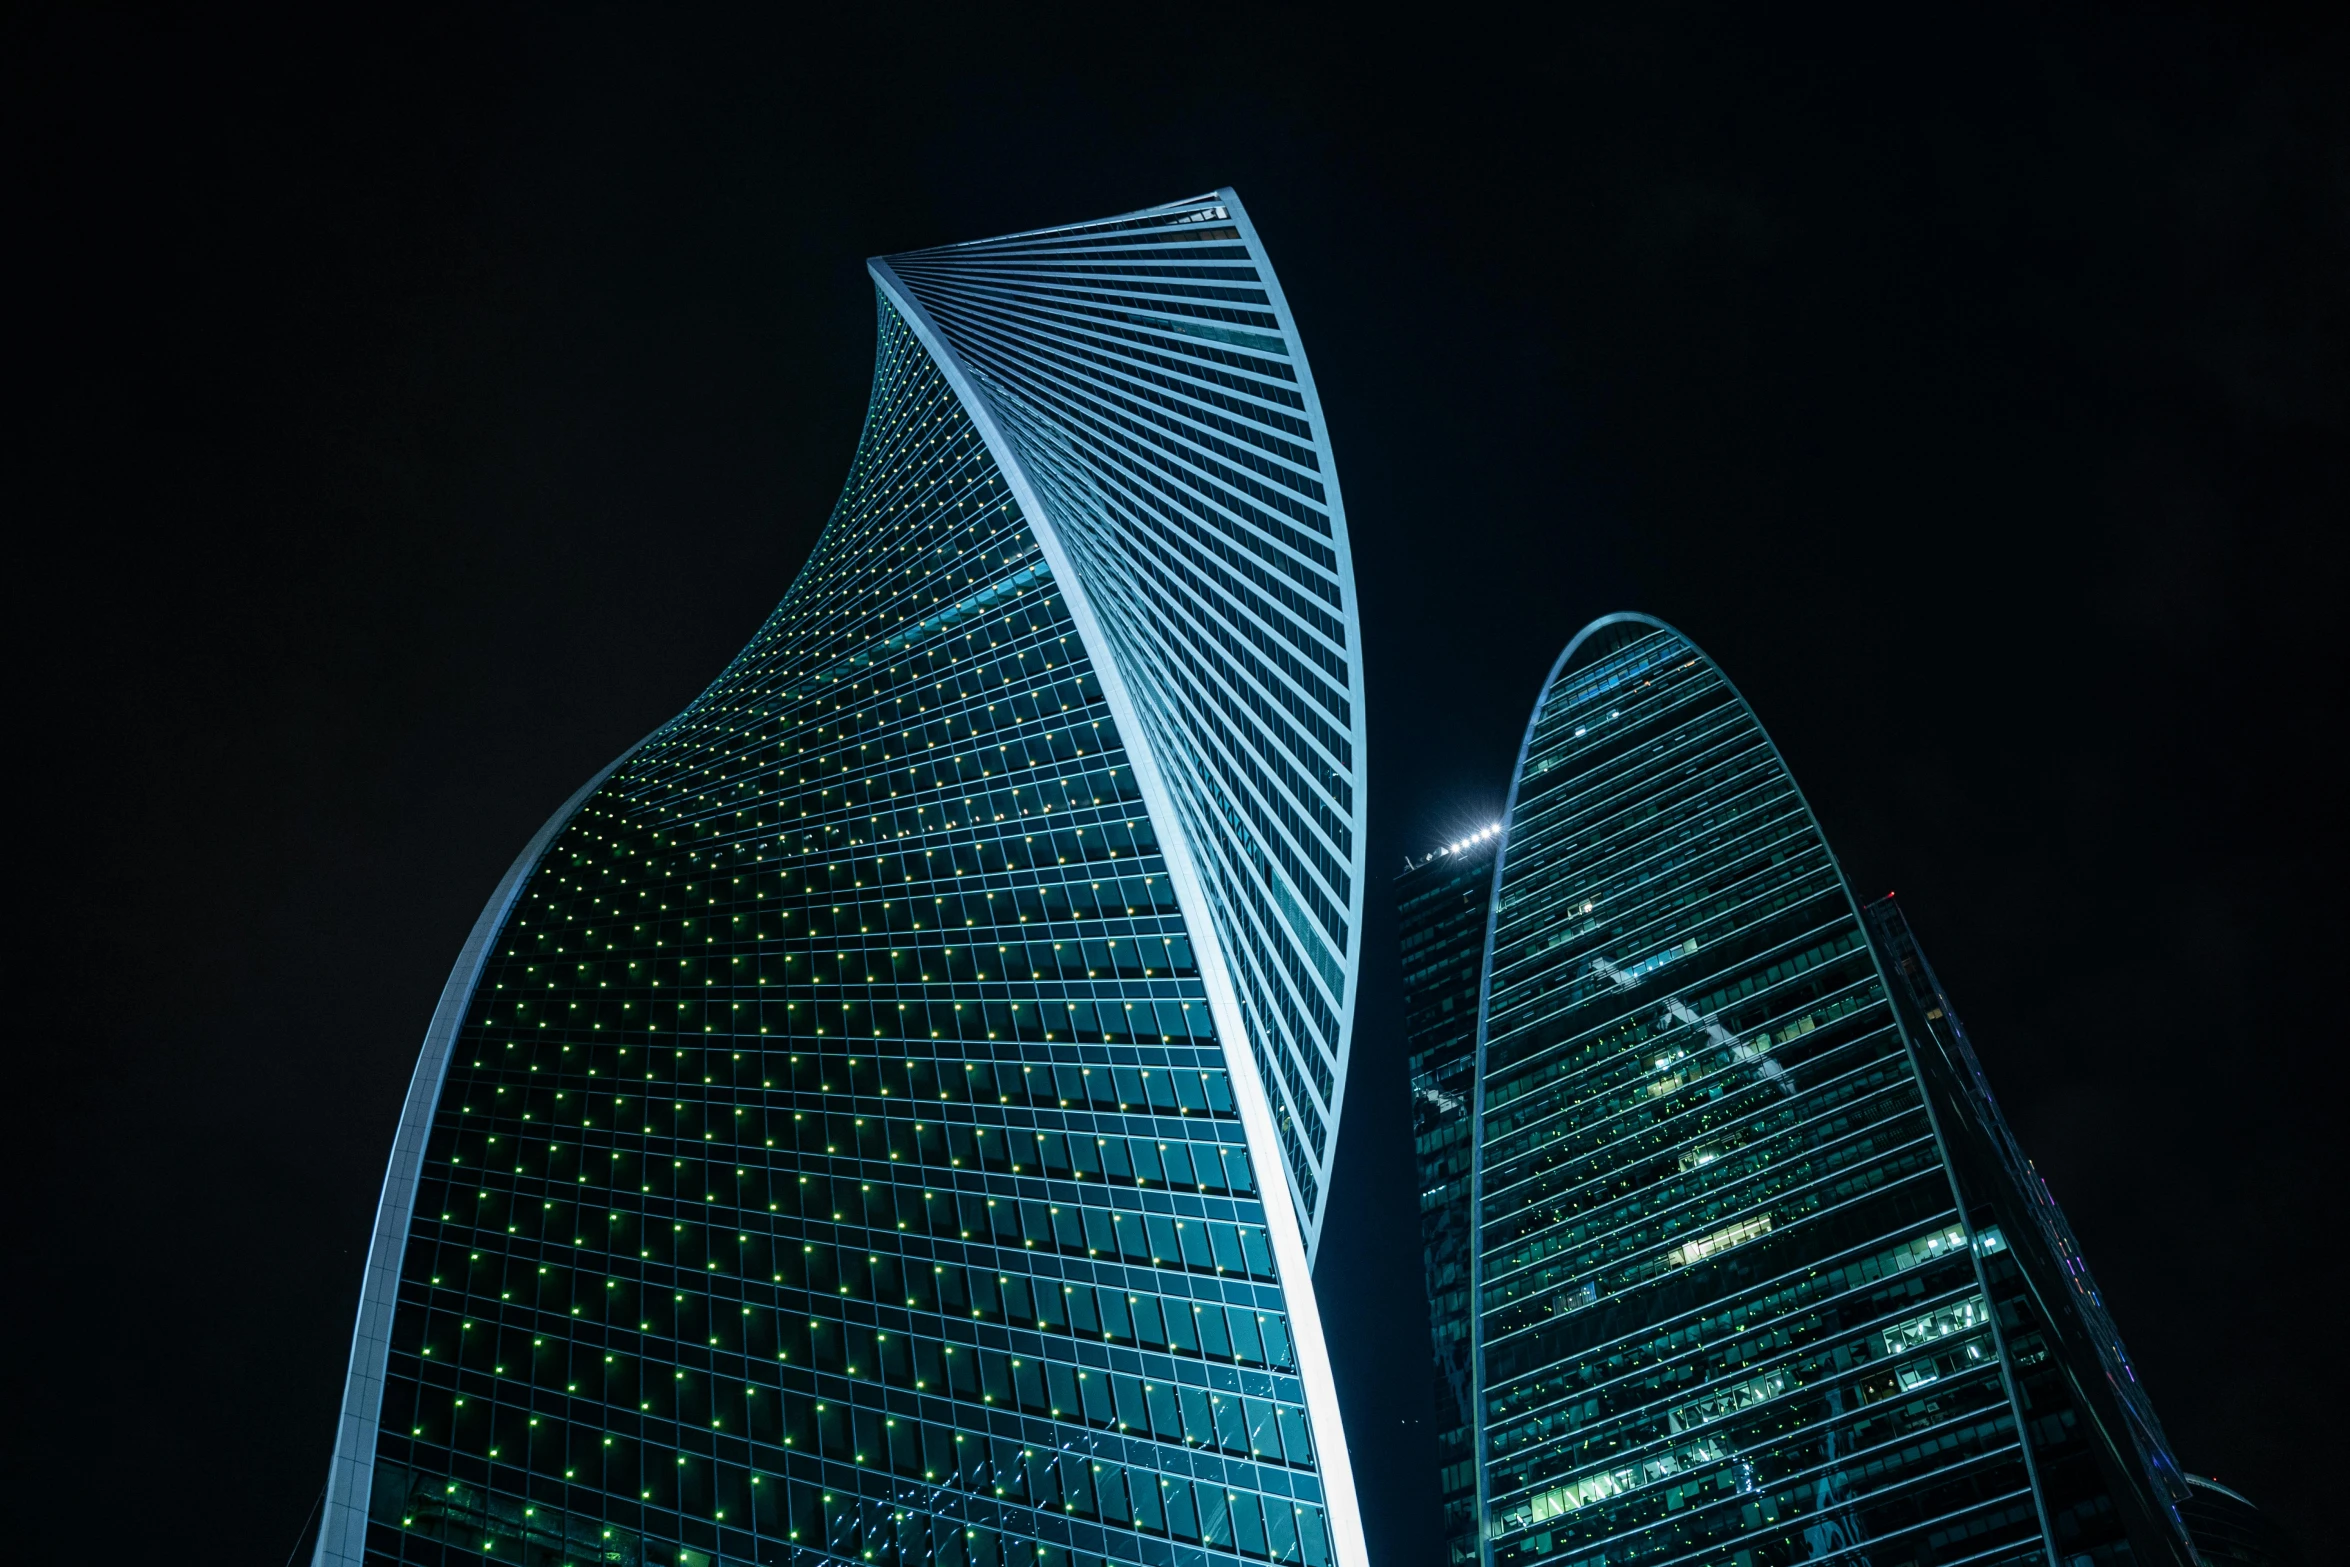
[1468,621,2045,1567]
[350,298,1341,1567]
[878,191,1363,1250]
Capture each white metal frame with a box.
[870,237,1369,1567]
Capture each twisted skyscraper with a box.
[316,191,1368,1567]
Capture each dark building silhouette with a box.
[2176,1475,2303,1567]
[1404,613,2237,1567]
[1397,826,1502,1564]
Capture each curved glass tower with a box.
[1450,614,2198,1567]
[315,191,1368,1567]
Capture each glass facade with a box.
[880,198,1363,1251]
[313,192,1367,1567]
[1431,613,2203,1567]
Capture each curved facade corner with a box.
[1436,613,2197,1567]
[315,740,651,1567]
[317,193,1366,1567]
[876,190,1368,1262]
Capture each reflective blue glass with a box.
[313,192,1367,1567]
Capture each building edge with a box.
[865,241,1370,1567]
[1218,191,1370,1246]
[1866,892,2197,1560]
[1461,616,1655,1567]
[311,733,661,1567]
[883,185,1368,1257]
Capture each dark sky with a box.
[12,6,2344,1561]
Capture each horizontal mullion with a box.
[1478,1159,1956,1353]
[1482,1024,1916,1213]
[1493,798,1822,971]
[1479,1105,1935,1297]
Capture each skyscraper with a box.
[1396,828,1501,1567]
[315,190,1368,1567]
[1409,612,2205,1567]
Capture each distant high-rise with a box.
[1396,828,1501,1566]
[1406,613,2210,1567]
[315,191,1368,1567]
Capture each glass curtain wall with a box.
[880,195,1365,1252]
[1461,614,2198,1567]
[314,193,1365,1567]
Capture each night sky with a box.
[13,7,2343,1561]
